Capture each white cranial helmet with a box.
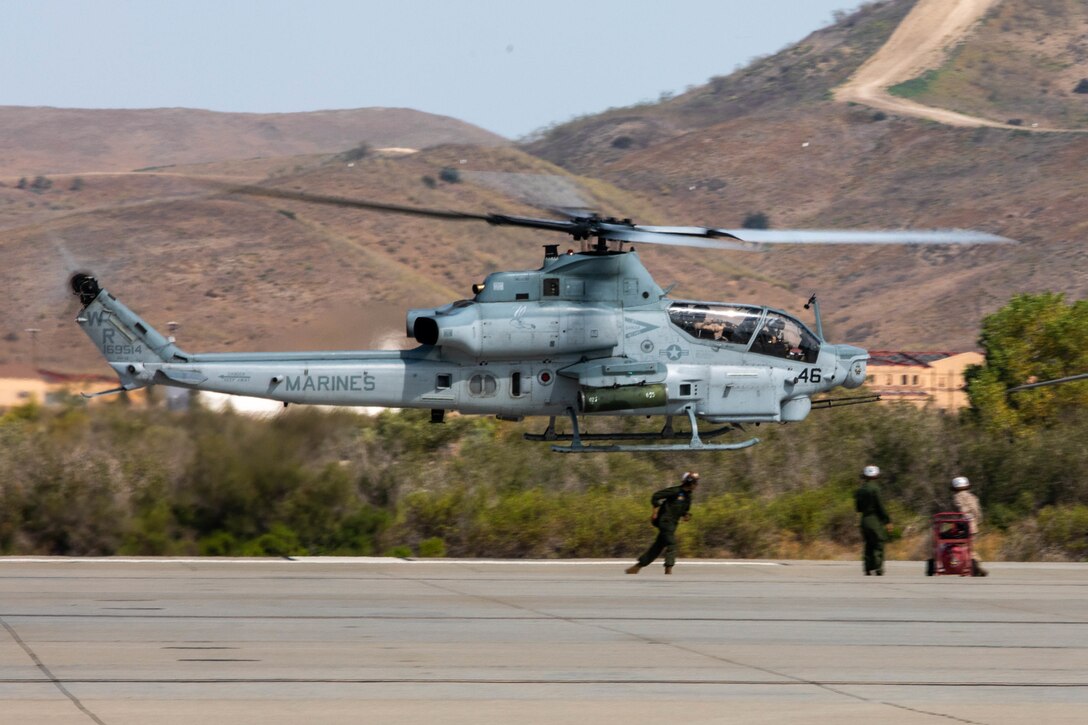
[862,465,880,479]
[952,476,970,490]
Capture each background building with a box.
[865,351,983,410]
[0,365,132,410]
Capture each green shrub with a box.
[558,490,646,558]
[469,489,560,557]
[888,70,939,98]
[684,494,774,558]
[29,175,53,192]
[320,507,389,555]
[417,537,447,557]
[120,499,178,556]
[768,485,858,545]
[199,531,239,556]
[1037,505,1088,560]
[2,383,1086,560]
[240,524,303,557]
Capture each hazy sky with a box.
[2,0,863,139]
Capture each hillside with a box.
[521,0,1088,348]
[0,106,507,176]
[884,0,1088,129]
[2,0,1087,375]
[522,0,919,171]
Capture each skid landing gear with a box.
[524,408,760,453]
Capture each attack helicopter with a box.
[70,185,1012,452]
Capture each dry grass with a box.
[897,0,1088,128]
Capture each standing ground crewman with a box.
[625,472,699,575]
[855,465,891,576]
[951,476,988,577]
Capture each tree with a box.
[966,293,1088,430]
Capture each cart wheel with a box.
[925,559,935,576]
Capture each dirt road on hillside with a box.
[835,0,1014,128]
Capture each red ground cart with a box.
[925,512,973,576]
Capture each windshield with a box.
[749,311,821,363]
[668,303,764,346]
[669,303,820,362]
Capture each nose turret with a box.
[830,344,869,389]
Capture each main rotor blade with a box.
[219,184,755,248]
[634,225,742,238]
[217,185,590,236]
[215,184,495,223]
[217,183,1015,249]
[713,229,1015,245]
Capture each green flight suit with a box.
[854,480,890,574]
[636,485,693,568]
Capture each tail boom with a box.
[69,275,551,413]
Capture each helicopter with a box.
[70,185,1013,452]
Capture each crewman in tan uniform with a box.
[951,476,988,577]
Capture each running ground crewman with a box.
[626,472,699,575]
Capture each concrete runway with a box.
[1,558,1086,724]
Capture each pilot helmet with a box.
[861,465,880,480]
[682,471,700,485]
[951,476,970,490]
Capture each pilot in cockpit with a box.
[694,319,726,340]
[761,317,790,356]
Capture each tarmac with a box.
[1,557,1086,724]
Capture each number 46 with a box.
[797,368,822,383]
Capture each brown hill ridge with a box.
[0,106,507,176]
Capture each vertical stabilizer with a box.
[71,274,187,389]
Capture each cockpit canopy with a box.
[668,302,820,363]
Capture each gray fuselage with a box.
[75,251,867,423]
